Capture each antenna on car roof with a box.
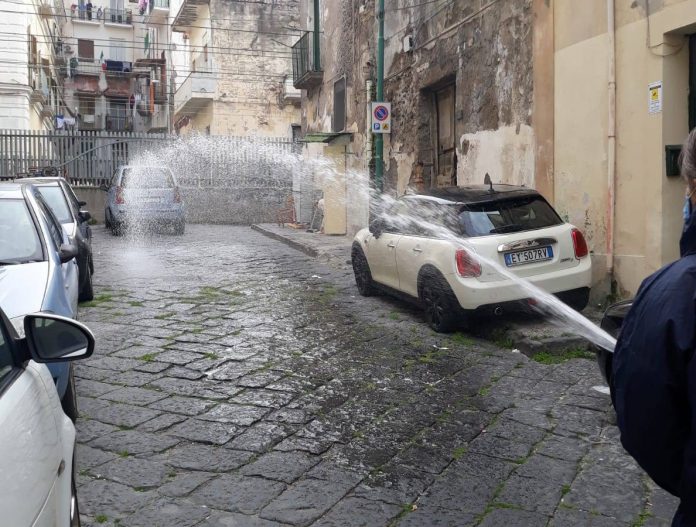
[484,173,494,192]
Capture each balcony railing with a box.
[29,67,50,104]
[106,114,132,131]
[104,8,133,25]
[70,59,102,77]
[291,31,322,90]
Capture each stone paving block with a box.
[158,471,216,498]
[352,464,435,506]
[535,433,591,463]
[200,403,271,426]
[110,370,164,387]
[548,507,630,527]
[240,451,321,484]
[468,432,535,463]
[155,349,207,365]
[112,345,162,359]
[76,418,119,443]
[260,477,355,525]
[565,469,643,523]
[74,365,116,382]
[273,436,335,455]
[78,478,154,519]
[86,355,141,372]
[495,474,565,515]
[76,443,118,470]
[134,361,171,373]
[75,378,121,398]
[100,386,169,406]
[227,422,295,452]
[312,497,402,527]
[237,370,287,388]
[478,507,550,526]
[233,388,297,408]
[137,413,187,433]
[156,443,255,472]
[265,408,313,425]
[191,474,286,514]
[167,418,241,445]
[149,395,218,416]
[90,430,180,456]
[166,366,206,380]
[83,401,162,428]
[148,376,229,400]
[484,417,548,445]
[122,498,211,527]
[97,457,170,488]
[514,453,577,482]
[396,506,475,527]
[198,511,287,527]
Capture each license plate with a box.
[504,246,553,267]
[141,197,161,204]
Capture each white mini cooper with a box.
[351,185,592,332]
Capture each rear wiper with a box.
[490,224,525,234]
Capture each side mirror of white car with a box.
[59,243,78,263]
[24,314,95,363]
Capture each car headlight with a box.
[10,317,25,339]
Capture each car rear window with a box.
[457,196,563,237]
[122,168,174,189]
[36,185,72,223]
[0,199,43,263]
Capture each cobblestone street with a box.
[75,225,677,526]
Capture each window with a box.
[108,99,128,131]
[77,39,94,61]
[434,83,456,187]
[456,196,563,237]
[0,324,15,387]
[36,186,73,224]
[78,95,95,117]
[332,77,346,132]
[109,38,126,61]
[110,0,124,9]
[34,194,64,250]
[0,199,43,263]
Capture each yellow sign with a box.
[648,81,662,114]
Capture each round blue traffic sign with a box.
[374,105,389,121]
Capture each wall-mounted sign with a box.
[371,102,391,134]
[649,81,662,114]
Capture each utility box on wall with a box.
[666,145,682,177]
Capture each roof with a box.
[406,185,540,204]
[15,177,63,185]
[0,183,26,198]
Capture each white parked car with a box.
[0,307,94,526]
[351,185,592,332]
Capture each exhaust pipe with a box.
[493,306,503,316]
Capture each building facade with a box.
[58,0,171,133]
[295,0,696,299]
[0,0,65,130]
[170,0,301,137]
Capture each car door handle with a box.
[412,247,423,253]
[388,242,396,249]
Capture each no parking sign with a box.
[371,102,391,134]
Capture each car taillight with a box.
[455,248,482,277]
[572,228,589,259]
[174,187,182,203]
[115,186,125,205]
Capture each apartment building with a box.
[170,0,301,137]
[0,0,65,130]
[59,0,171,132]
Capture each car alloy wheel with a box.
[421,274,459,333]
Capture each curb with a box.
[251,224,319,258]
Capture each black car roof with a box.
[404,185,541,204]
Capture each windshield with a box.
[457,196,563,237]
[36,185,73,223]
[0,199,43,264]
[122,168,174,189]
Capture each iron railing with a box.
[104,8,133,24]
[291,31,322,89]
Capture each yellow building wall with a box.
[554,0,696,297]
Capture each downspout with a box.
[607,0,616,279]
[366,79,373,168]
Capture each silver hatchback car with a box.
[103,165,185,235]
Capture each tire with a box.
[351,245,376,296]
[104,209,112,230]
[419,271,461,333]
[111,222,123,236]
[70,457,81,527]
[61,367,79,423]
[174,221,185,236]
[78,259,94,302]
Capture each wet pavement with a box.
[76,225,677,526]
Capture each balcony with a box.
[104,8,133,26]
[71,8,99,24]
[29,67,49,105]
[174,71,215,117]
[72,60,102,76]
[143,0,169,23]
[106,115,133,131]
[79,114,103,130]
[172,0,209,32]
[292,32,323,90]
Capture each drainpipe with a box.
[374,0,385,192]
[366,79,373,168]
[606,0,616,279]
[313,0,320,72]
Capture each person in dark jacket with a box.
[612,128,696,526]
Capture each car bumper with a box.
[447,257,592,310]
[112,208,185,224]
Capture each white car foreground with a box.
[0,309,95,526]
[352,185,592,332]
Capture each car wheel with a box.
[559,288,590,312]
[61,367,79,423]
[78,261,94,302]
[351,245,376,296]
[111,222,123,236]
[104,210,112,230]
[174,221,185,236]
[420,272,461,333]
[71,457,81,527]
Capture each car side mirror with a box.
[78,200,87,207]
[369,219,385,238]
[24,313,94,363]
[59,243,78,263]
[79,210,92,222]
